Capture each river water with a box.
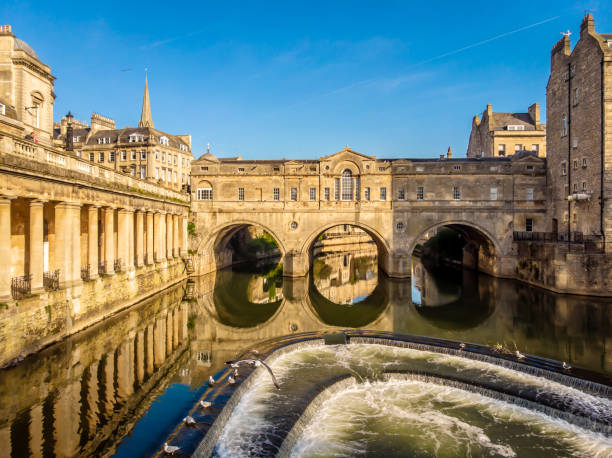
[1,240,611,457]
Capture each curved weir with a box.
[163,332,612,457]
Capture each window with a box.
[155,151,159,160]
[129,133,144,142]
[573,88,579,105]
[309,187,316,201]
[378,167,386,172]
[582,182,587,191]
[120,150,126,161]
[181,174,185,184]
[324,187,330,201]
[290,188,297,201]
[416,166,424,172]
[201,166,209,171]
[89,152,94,162]
[573,139,578,148]
[174,155,177,165]
[526,188,534,200]
[273,188,280,201]
[514,144,522,153]
[273,167,280,172]
[573,160,578,169]
[364,187,370,201]
[532,144,539,154]
[179,144,188,152]
[98,152,104,162]
[73,136,80,142]
[573,183,578,192]
[141,151,146,160]
[397,188,405,200]
[155,168,159,180]
[490,187,498,200]
[526,218,533,232]
[498,144,506,156]
[396,222,404,231]
[341,169,353,200]
[526,165,534,171]
[453,186,460,200]
[310,166,316,172]
[416,186,424,200]
[130,165,136,176]
[334,178,340,200]
[140,166,146,179]
[130,150,136,160]
[109,151,115,162]
[380,187,387,201]
[168,154,172,164]
[507,125,525,131]
[582,158,587,168]
[453,165,461,171]
[238,188,245,201]
[76,150,82,158]
[174,172,177,183]
[161,168,165,180]
[562,163,567,175]
[159,136,169,146]
[162,152,166,161]
[562,114,567,137]
[0,103,5,115]
[197,188,212,200]
[97,137,110,144]
[238,167,245,172]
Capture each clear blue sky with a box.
[1,1,607,159]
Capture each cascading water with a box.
[206,343,612,458]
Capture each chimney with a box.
[447,146,452,159]
[486,104,492,119]
[528,103,540,126]
[580,13,595,37]
[90,113,115,133]
[439,154,445,160]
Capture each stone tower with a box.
[138,74,154,128]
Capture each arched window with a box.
[197,180,213,200]
[341,169,353,200]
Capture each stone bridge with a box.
[190,147,546,278]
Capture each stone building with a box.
[52,76,194,192]
[466,103,546,158]
[546,14,612,243]
[0,26,189,367]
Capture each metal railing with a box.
[114,258,123,272]
[43,269,60,291]
[99,261,107,274]
[81,264,91,281]
[11,275,31,299]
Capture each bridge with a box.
[189,147,547,279]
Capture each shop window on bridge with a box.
[453,186,461,200]
[416,186,424,200]
[380,187,387,201]
[324,187,330,201]
[334,178,340,200]
[273,188,280,201]
[341,169,353,200]
[364,187,370,201]
[290,188,297,201]
[490,187,498,200]
[397,188,405,200]
[526,188,534,201]
[526,218,533,232]
[238,188,245,201]
[309,187,316,201]
[197,188,213,200]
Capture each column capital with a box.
[118,208,135,214]
[55,201,82,210]
[28,199,46,207]
[0,195,17,201]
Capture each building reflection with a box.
[0,284,188,457]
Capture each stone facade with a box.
[466,103,546,158]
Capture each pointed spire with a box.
[139,73,154,128]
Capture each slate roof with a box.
[0,97,18,120]
[13,38,39,60]
[490,112,537,130]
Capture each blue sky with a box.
[1,1,608,159]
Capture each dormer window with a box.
[238,167,245,172]
[507,125,525,131]
[179,144,188,152]
[73,136,80,142]
[159,136,169,146]
[129,133,144,143]
[97,137,110,144]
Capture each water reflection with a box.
[2,240,612,456]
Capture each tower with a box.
[138,74,154,128]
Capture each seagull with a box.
[459,343,466,350]
[208,375,215,386]
[164,442,180,454]
[199,400,212,409]
[563,362,572,370]
[183,415,196,425]
[226,358,280,389]
[515,350,526,360]
[228,376,236,384]
[233,368,239,377]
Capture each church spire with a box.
[138,73,154,128]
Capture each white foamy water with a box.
[213,343,612,457]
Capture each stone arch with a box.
[332,160,361,175]
[408,219,503,275]
[299,220,392,276]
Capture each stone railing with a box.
[0,134,188,203]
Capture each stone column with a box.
[117,209,129,272]
[159,212,167,260]
[173,215,179,257]
[146,212,154,265]
[182,216,188,254]
[153,212,161,262]
[135,211,144,267]
[126,209,135,269]
[87,206,99,279]
[29,200,44,291]
[0,197,12,298]
[166,213,173,259]
[103,207,115,275]
[136,330,145,384]
[55,202,81,286]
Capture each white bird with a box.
[208,375,215,386]
[199,400,212,409]
[183,415,196,425]
[459,343,466,350]
[230,363,239,368]
[164,442,180,454]
[233,368,239,377]
[515,350,526,360]
[563,362,572,370]
[228,376,236,384]
[225,358,280,389]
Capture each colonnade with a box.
[0,195,189,299]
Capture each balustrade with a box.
[11,275,31,299]
[114,259,123,272]
[43,270,60,291]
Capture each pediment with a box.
[320,146,376,162]
[511,152,545,163]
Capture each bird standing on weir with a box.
[225,358,281,389]
[164,442,180,454]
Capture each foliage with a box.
[313,259,332,279]
[187,314,197,330]
[187,222,197,236]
